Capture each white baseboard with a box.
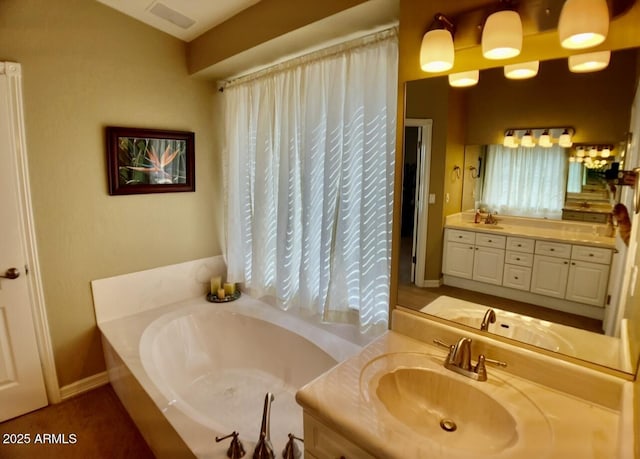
[59,371,109,402]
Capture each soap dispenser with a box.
[474,209,481,224]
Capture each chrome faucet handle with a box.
[216,431,246,459]
[484,356,507,367]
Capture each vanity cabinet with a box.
[443,228,613,312]
[303,413,375,459]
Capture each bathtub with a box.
[98,295,362,458]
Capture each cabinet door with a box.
[472,246,505,285]
[565,261,610,306]
[530,255,570,298]
[443,241,474,279]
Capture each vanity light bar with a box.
[503,128,574,148]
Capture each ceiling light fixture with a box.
[504,60,539,79]
[482,6,523,60]
[420,14,455,73]
[448,70,479,87]
[568,50,611,73]
[558,0,609,50]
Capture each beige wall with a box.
[0,0,222,387]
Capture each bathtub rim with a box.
[98,294,362,457]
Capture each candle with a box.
[217,288,226,300]
[210,276,222,294]
[223,282,236,296]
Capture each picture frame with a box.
[106,126,195,195]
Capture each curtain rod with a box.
[219,25,398,91]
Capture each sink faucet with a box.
[253,393,275,459]
[480,308,496,331]
[484,212,498,225]
[434,337,507,382]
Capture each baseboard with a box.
[59,371,109,402]
[423,279,442,288]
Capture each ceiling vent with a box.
[148,2,195,29]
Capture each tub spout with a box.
[253,393,275,459]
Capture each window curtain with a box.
[223,29,398,335]
[566,161,584,193]
[482,144,568,218]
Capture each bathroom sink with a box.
[359,352,552,457]
[377,367,517,453]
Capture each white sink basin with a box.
[377,367,517,453]
[360,352,552,457]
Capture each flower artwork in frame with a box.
[106,126,195,195]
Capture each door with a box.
[443,241,475,279]
[565,261,610,306]
[472,246,505,285]
[0,63,48,421]
[530,255,570,299]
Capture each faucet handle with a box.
[282,434,303,459]
[474,355,487,381]
[216,431,246,459]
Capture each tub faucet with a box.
[215,431,246,459]
[253,393,275,459]
[480,308,496,331]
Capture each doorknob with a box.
[1,268,20,279]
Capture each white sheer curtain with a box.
[224,30,397,335]
[482,144,568,218]
[566,161,584,193]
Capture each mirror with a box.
[398,47,640,374]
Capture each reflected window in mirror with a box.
[479,144,568,219]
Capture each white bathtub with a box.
[98,295,362,458]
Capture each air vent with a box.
[148,2,195,29]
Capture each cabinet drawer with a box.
[582,213,609,223]
[571,245,612,264]
[475,233,506,249]
[447,229,475,244]
[503,264,532,291]
[304,414,375,459]
[506,237,535,253]
[535,241,571,258]
[505,251,533,267]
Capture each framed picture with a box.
[106,126,195,195]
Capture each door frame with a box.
[404,118,432,288]
[3,62,60,403]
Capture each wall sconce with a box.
[576,146,585,157]
[482,2,522,60]
[504,60,539,79]
[558,0,609,50]
[448,70,479,87]
[568,50,611,73]
[601,146,611,158]
[588,146,598,157]
[420,14,455,73]
[521,130,535,147]
[558,128,573,148]
[538,129,552,148]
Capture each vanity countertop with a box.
[296,329,624,459]
[445,212,616,249]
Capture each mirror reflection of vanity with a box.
[395,42,640,377]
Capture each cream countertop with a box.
[296,330,624,459]
[445,212,615,249]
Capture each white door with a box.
[0,63,48,421]
[530,255,570,299]
[472,247,505,285]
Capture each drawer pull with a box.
[514,276,519,280]
[516,257,521,261]
[572,262,576,265]
[564,261,568,264]
[488,239,493,242]
[517,244,522,247]
[550,248,555,251]
[589,253,594,257]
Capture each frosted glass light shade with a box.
[503,131,517,148]
[559,129,573,147]
[521,130,535,147]
[448,70,479,87]
[482,10,522,60]
[558,0,609,49]
[576,157,584,163]
[601,147,611,158]
[420,29,454,72]
[568,51,610,73]
[576,147,585,157]
[539,130,552,148]
[589,147,598,157]
[504,61,539,79]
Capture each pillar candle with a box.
[223,282,236,296]
[217,288,226,299]
[210,276,222,294]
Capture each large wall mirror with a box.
[397,46,640,375]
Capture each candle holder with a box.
[206,289,241,303]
